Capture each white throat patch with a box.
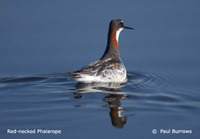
[116,28,123,42]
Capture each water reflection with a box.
[73,82,127,128]
[103,94,127,128]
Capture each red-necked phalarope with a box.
[70,19,133,83]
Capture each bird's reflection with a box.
[73,82,127,128]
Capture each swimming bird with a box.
[70,19,133,83]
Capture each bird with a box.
[70,19,133,83]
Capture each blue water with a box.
[1,0,200,139]
[0,71,199,139]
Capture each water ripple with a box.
[125,71,200,113]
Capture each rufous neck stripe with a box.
[110,27,118,49]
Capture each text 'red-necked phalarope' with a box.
[70,19,133,83]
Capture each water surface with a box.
[0,71,199,139]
